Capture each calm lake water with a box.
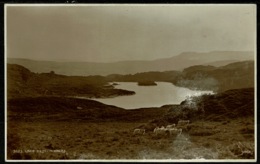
[91,82,213,109]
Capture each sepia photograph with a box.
[5,4,256,161]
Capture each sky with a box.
[6,4,256,63]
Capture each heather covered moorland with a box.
[7,61,255,160]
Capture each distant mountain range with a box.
[7,51,254,76]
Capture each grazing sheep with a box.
[154,126,167,136]
[153,127,159,133]
[177,120,190,130]
[133,129,146,135]
[178,120,190,125]
[166,124,176,129]
[167,128,182,136]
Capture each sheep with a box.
[76,106,83,110]
[154,126,167,136]
[178,120,190,125]
[154,126,182,137]
[167,128,182,136]
[177,120,190,130]
[166,124,176,129]
[153,127,159,133]
[133,128,146,135]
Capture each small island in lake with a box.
[138,81,157,86]
[112,82,119,86]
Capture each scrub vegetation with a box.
[7,62,255,160]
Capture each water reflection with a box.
[92,82,213,109]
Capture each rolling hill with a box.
[8,59,255,100]
[7,51,254,76]
[7,64,135,99]
[174,60,255,92]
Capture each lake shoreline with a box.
[89,82,213,109]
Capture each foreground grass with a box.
[7,117,254,160]
[7,88,255,160]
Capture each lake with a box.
[91,82,213,109]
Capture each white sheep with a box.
[154,126,167,136]
[166,124,176,129]
[177,120,190,130]
[133,128,146,135]
[167,128,182,136]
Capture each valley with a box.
[6,60,255,160]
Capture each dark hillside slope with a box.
[8,60,254,99]
[7,97,126,121]
[210,61,254,92]
[7,64,134,99]
[147,88,254,128]
[174,61,254,92]
[7,64,34,98]
[7,97,169,122]
[106,61,254,92]
[106,71,181,83]
[201,88,254,120]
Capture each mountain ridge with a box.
[7,51,254,76]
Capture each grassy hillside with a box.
[7,96,170,123]
[8,88,254,124]
[7,88,255,160]
[139,88,255,159]
[6,59,255,160]
[131,87,254,131]
[8,59,255,101]
[106,60,254,92]
[7,64,135,99]
[174,61,254,92]
[106,71,181,83]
